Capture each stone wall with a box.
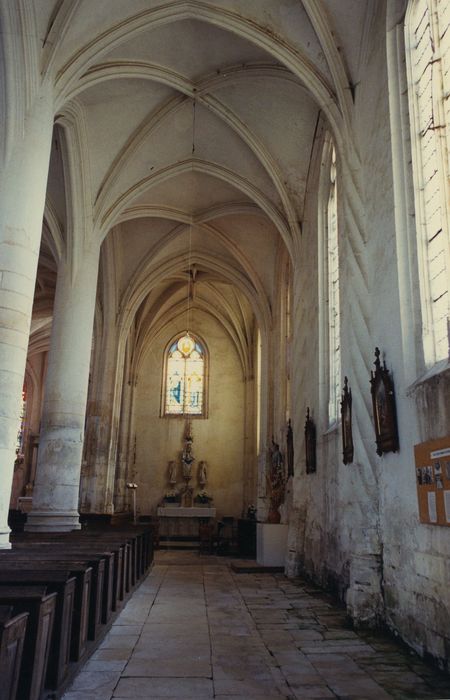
[132,310,247,521]
[286,5,450,670]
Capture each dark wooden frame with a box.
[370,347,399,456]
[340,376,354,464]
[305,407,316,474]
[286,419,294,477]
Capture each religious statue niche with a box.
[266,438,285,523]
[340,377,354,465]
[305,407,316,474]
[370,347,399,456]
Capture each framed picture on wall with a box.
[341,376,354,464]
[305,407,316,474]
[370,347,399,457]
[287,419,294,477]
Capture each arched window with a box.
[326,145,341,423]
[15,385,27,458]
[406,0,450,364]
[163,333,206,416]
[319,139,341,426]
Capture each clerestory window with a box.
[319,137,341,426]
[163,333,206,416]
[406,0,450,364]
[327,145,341,423]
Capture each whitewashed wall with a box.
[286,5,450,670]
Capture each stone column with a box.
[242,373,257,510]
[114,365,134,512]
[25,243,100,532]
[82,327,120,515]
[0,89,53,548]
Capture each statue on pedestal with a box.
[198,460,207,487]
[180,421,195,506]
[168,460,177,486]
[266,438,286,523]
[182,424,195,480]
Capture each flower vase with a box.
[267,507,281,524]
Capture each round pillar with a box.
[0,88,54,548]
[25,243,100,532]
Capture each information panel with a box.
[414,436,450,527]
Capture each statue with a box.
[266,438,286,523]
[180,422,195,506]
[270,440,284,486]
[182,439,194,479]
[168,460,177,485]
[286,419,294,477]
[182,423,195,481]
[198,460,207,487]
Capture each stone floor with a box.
[62,551,450,700]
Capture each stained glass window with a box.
[164,334,205,415]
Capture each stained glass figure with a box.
[165,335,205,415]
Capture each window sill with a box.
[406,357,450,395]
[323,420,339,436]
[161,413,208,419]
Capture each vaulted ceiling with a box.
[34,0,374,364]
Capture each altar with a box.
[157,506,216,538]
[157,423,216,538]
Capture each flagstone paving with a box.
[62,551,450,700]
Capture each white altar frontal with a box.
[157,506,216,538]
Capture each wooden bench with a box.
[0,571,75,690]
[0,605,29,700]
[4,546,107,641]
[13,537,126,614]
[70,535,133,592]
[0,586,56,700]
[0,557,92,662]
[65,527,152,582]
[0,528,153,700]
[14,525,153,584]
[24,547,116,625]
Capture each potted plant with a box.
[163,490,181,505]
[194,490,212,506]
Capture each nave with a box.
[62,552,450,700]
[1,0,450,682]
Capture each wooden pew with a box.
[64,527,151,583]
[0,557,92,662]
[0,605,29,700]
[0,586,56,700]
[14,525,153,583]
[67,534,134,592]
[0,528,153,700]
[4,546,106,641]
[0,572,75,690]
[12,536,126,614]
